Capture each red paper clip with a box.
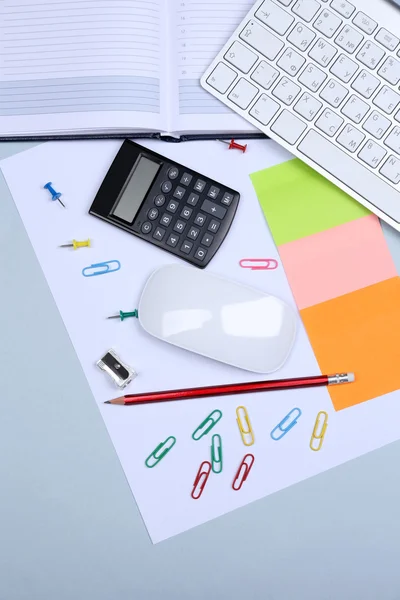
[218,139,247,153]
[191,461,212,499]
[239,258,278,270]
[232,454,255,491]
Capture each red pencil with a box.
[105,372,355,406]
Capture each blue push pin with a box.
[44,182,66,208]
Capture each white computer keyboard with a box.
[201,0,400,231]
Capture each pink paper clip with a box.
[191,461,212,499]
[232,454,255,491]
[239,259,278,270]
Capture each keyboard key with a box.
[194,213,207,226]
[153,227,166,241]
[297,130,400,222]
[221,192,233,206]
[320,78,348,108]
[315,108,344,136]
[194,248,207,262]
[207,186,220,199]
[335,25,363,54]
[272,76,301,105]
[352,11,377,35]
[161,180,172,193]
[228,78,258,109]
[173,186,186,200]
[358,140,386,168]
[287,23,316,52]
[255,0,295,35]
[363,110,391,140]
[351,70,379,98]
[167,233,179,248]
[277,47,306,76]
[160,213,172,227]
[201,199,227,219]
[240,20,284,61]
[168,167,179,180]
[292,0,320,22]
[378,57,400,86]
[314,9,342,38]
[180,240,193,255]
[180,172,192,186]
[251,61,279,89]
[330,0,355,18]
[341,95,369,124]
[147,207,159,220]
[250,94,281,125]
[224,41,258,74]
[187,192,199,206]
[208,219,220,233]
[337,124,365,152]
[308,38,337,66]
[384,126,400,155]
[380,155,400,184]
[188,227,200,240]
[271,109,307,144]
[180,206,193,219]
[356,41,385,70]
[201,233,214,247]
[373,86,400,115]
[141,222,152,234]
[174,219,186,233]
[194,179,206,192]
[154,194,165,207]
[293,92,322,121]
[206,62,237,94]
[298,62,327,91]
[277,0,294,5]
[375,28,399,52]
[166,200,179,213]
[330,54,358,82]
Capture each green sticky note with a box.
[250,158,370,246]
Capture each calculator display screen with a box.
[112,155,160,223]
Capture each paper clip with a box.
[211,434,223,474]
[236,406,255,446]
[239,258,278,270]
[82,260,121,277]
[191,461,212,499]
[310,411,328,452]
[232,454,255,491]
[270,408,302,441]
[192,409,222,440]
[145,436,176,468]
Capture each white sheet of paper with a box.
[2,139,400,543]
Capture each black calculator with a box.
[89,140,240,268]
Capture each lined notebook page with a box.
[0,0,166,134]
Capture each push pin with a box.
[59,238,91,250]
[218,139,247,153]
[44,181,65,208]
[107,309,139,321]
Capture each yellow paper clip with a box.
[310,411,328,451]
[236,405,255,446]
[59,238,91,250]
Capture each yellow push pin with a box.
[59,238,91,250]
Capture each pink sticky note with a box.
[279,214,397,310]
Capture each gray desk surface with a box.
[1,142,400,600]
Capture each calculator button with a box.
[221,192,233,206]
[174,219,186,233]
[168,167,179,180]
[147,207,159,220]
[154,194,165,207]
[201,232,214,247]
[194,179,206,192]
[188,227,200,240]
[180,172,193,186]
[161,181,172,193]
[181,206,193,220]
[167,200,179,213]
[153,226,166,241]
[187,192,199,206]
[208,219,220,233]
[173,186,186,200]
[141,221,152,234]
[167,233,179,247]
[194,213,206,227]
[160,213,172,227]
[194,247,207,261]
[201,199,227,219]
[207,185,220,200]
[181,240,193,254]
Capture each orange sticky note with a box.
[301,277,400,411]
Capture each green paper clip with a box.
[145,436,176,468]
[211,434,223,474]
[192,410,222,441]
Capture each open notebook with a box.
[0,0,261,140]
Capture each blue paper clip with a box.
[82,260,121,277]
[270,408,302,441]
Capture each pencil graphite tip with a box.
[104,397,125,405]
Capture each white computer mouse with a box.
[138,264,297,373]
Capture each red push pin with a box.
[218,138,247,153]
